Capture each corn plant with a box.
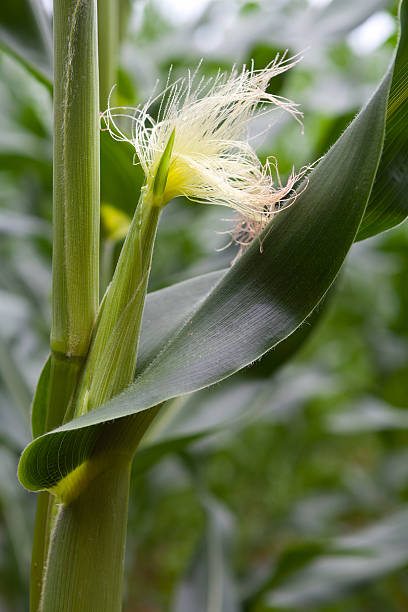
[1,0,408,610]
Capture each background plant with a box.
[0,0,408,611]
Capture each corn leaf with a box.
[357,1,408,239]
[0,0,52,87]
[18,58,392,493]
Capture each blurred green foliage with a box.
[0,0,407,611]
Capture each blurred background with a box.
[1,0,408,610]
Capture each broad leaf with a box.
[18,60,391,493]
[133,379,263,477]
[12,258,324,468]
[357,0,408,239]
[132,298,329,477]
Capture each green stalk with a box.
[51,0,100,359]
[31,1,100,609]
[30,357,83,611]
[40,459,132,612]
[98,0,119,107]
[40,66,173,610]
[40,188,164,611]
[40,404,162,612]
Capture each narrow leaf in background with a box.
[0,0,52,86]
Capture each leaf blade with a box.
[357,0,408,239]
[18,64,392,493]
[0,0,53,86]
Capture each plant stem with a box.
[31,1,100,609]
[51,0,100,359]
[40,400,161,612]
[40,190,162,610]
[30,493,55,612]
[40,459,131,612]
[98,0,119,107]
[30,355,83,611]
[38,0,167,597]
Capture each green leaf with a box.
[262,509,408,610]
[0,447,32,580]
[325,396,408,433]
[18,58,391,494]
[0,334,32,421]
[137,270,224,373]
[0,0,52,87]
[357,0,408,239]
[173,495,239,612]
[31,355,51,439]
[133,297,329,477]
[243,540,328,609]
[0,7,140,217]
[132,379,262,476]
[153,128,175,197]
